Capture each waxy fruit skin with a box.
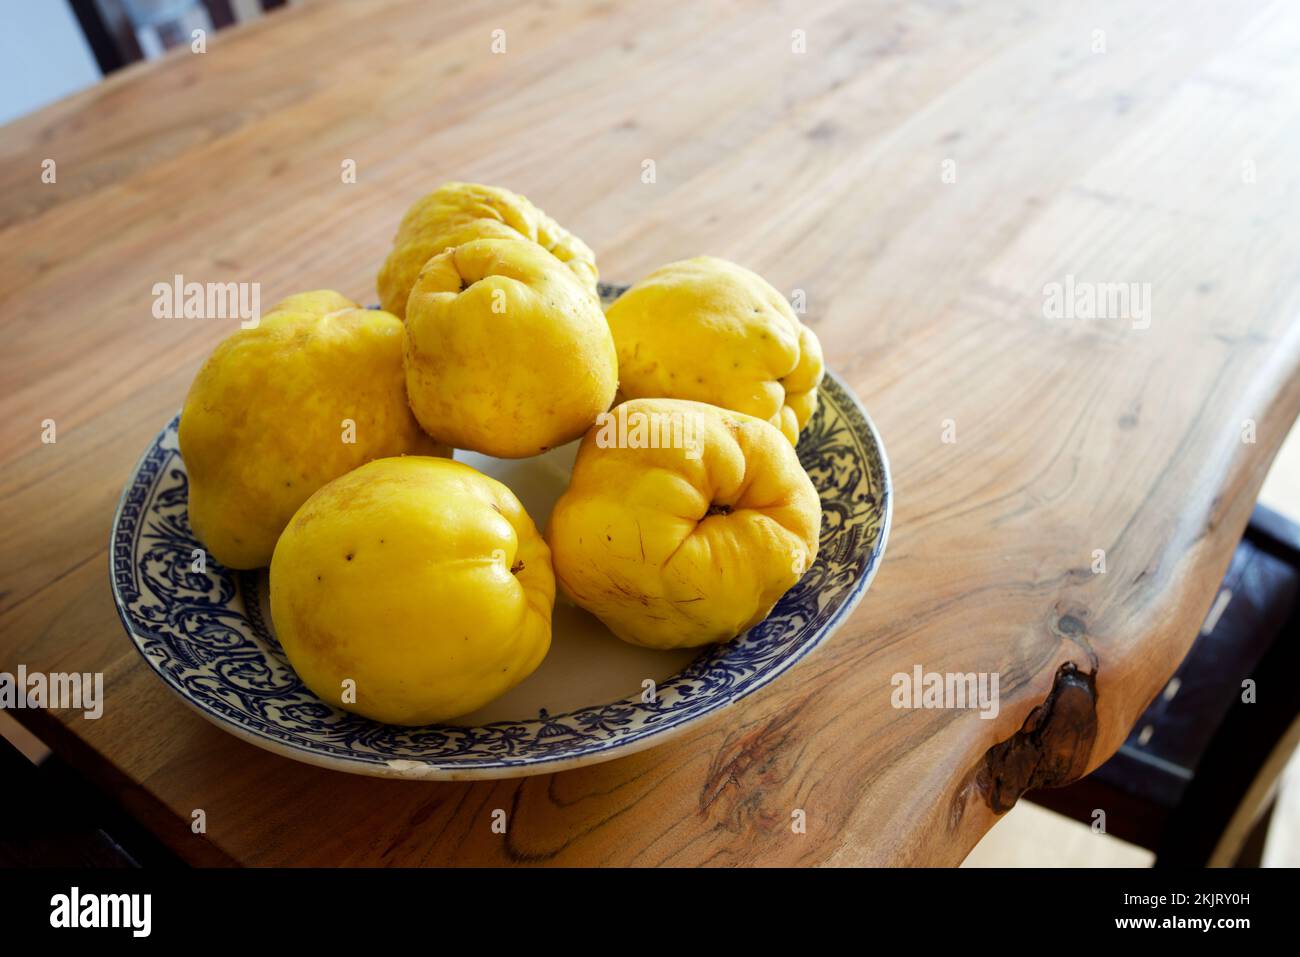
[547,398,822,649]
[270,456,555,725]
[179,291,446,569]
[404,238,618,458]
[606,256,825,445]
[377,181,599,318]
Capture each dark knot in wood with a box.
[974,661,1098,814]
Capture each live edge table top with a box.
[2,0,1300,866]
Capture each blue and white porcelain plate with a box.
[109,286,891,780]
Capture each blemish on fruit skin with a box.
[510,559,525,575]
[345,553,354,561]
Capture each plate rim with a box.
[108,367,892,780]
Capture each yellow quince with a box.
[404,238,618,458]
[605,256,825,445]
[377,182,599,317]
[547,398,821,649]
[270,456,555,725]
[179,291,445,570]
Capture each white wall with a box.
[0,0,102,126]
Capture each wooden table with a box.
[3,0,1300,867]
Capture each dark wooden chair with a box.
[1028,504,1300,866]
[0,729,181,867]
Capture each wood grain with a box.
[2,0,1300,866]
